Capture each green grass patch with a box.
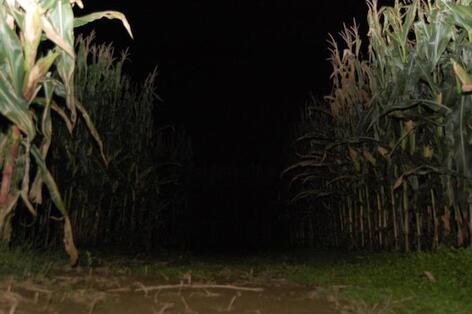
[125,249,472,313]
[263,249,472,314]
[1,247,471,313]
[0,245,62,279]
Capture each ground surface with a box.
[0,262,336,314]
[2,247,472,314]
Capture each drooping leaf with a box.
[74,11,133,39]
[63,216,78,266]
[40,16,74,57]
[451,59,472,93]
[76,100,107,164]
[30,145,66,216]
[31,144,79,265]
[393,175,404,190]
[282,160,328,176]
[290,190,332,204]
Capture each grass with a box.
[125,249,472,314]
[1,246,472,313]
[280,249,472,314]
[0,245,62,280]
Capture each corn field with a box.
[0,0,131,264]
[285,0,472,251]
[14,35,192,252]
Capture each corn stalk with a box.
[0,0,131,265]
[15,36,192,251]
[285,0,472,251]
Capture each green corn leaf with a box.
[29,83,53,204]
[414,9,454,68]
[401,0,416,47]
[32,144,78,267]
[22,1,41,75]
[446,2,472,41]
[74,11,133,39]
[23,49,60,102]
[47,0,74,56]
[32,141,80,263]
[0,5,25,94]
[45,0,76,123]
[38,0,60,11]
[30,144,66,216]
[0,71,35,137]
[40,16,74,58]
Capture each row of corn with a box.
[14,35,192,251]
[286,0,472,251]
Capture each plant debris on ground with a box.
[1,247,472,313]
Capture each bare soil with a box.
[0,267,337,314]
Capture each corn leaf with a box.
[452,59,472,93]
[23,49,60,102]
[47,0,76,123]
[74,11,133,39]
[76,100,107,164]
[0,5,25,94]
[22,1,41,75]
[0,71,35,137]
[30,145,67,216]
[31,144,78,265]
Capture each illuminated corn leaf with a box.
[285,0,472,251]
[0,5,25,94]
[0,71,35,137]
[23,49,60,102]
[21,1,41,75]
[0,0,133,264]
[446,2,472,41]
[74,11,133,39]
[46,0,76,122]
[76,100,107,164]
[451,59,472,93]
[38,0,59,11]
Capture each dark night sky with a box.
[79,1,394,167]
[77,1,396,248]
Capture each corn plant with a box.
[0,0,131,264]
[285,0,472,251]
[14,35,192,251]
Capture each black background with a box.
[78,0,393,249]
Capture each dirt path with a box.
[0,267,337,314]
